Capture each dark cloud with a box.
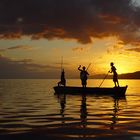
[7,45,33,50]
[72,45,91,52]
[126,47,140,52]
[0,0,140,44]
[0,55,60,78]
[0,45,33,52]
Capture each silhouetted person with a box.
[109,62,119,87]
[78,65,89,88]
[58,69,66,86]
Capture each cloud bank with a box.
[0,55,60,78]
[0,0,140,45]
[0,45,33,52]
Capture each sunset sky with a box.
[0,0,140,78]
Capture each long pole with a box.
[86,63,92,71]
[99,71,109,87]
[61,56,63,71]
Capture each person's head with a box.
[82,66,86,70]
[110,62,114,66]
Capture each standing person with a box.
[58,69,66,87]
[78,65,89,88]
[109,62,119,87]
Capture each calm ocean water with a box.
[0,79,140,139]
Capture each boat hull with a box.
[54,86,127,96]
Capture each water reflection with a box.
[1,79,140,139]
[110,96,126,130]
[56,93,127,131]
[110,98,119,129]
[80,94,87,128]
[60,94,66,124]
[56,94,66,124]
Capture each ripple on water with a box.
[0,79,140,139]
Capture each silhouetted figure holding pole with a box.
[78,65,89,88]
[58,69,66,87]
[109,62,119,87]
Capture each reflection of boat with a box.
[55,93,127,135]
[54,86,127,96]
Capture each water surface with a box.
[0,79,140,139]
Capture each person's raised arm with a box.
[78,65,81,71]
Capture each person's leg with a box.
[117,80,119,87]
[63,82,66,87]
[85,81,87,88]
[64,80,66,87]
[82,80,84,87]
[83,80,87,88]
[114,81,117,87]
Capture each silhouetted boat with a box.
[54,86,128,96]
